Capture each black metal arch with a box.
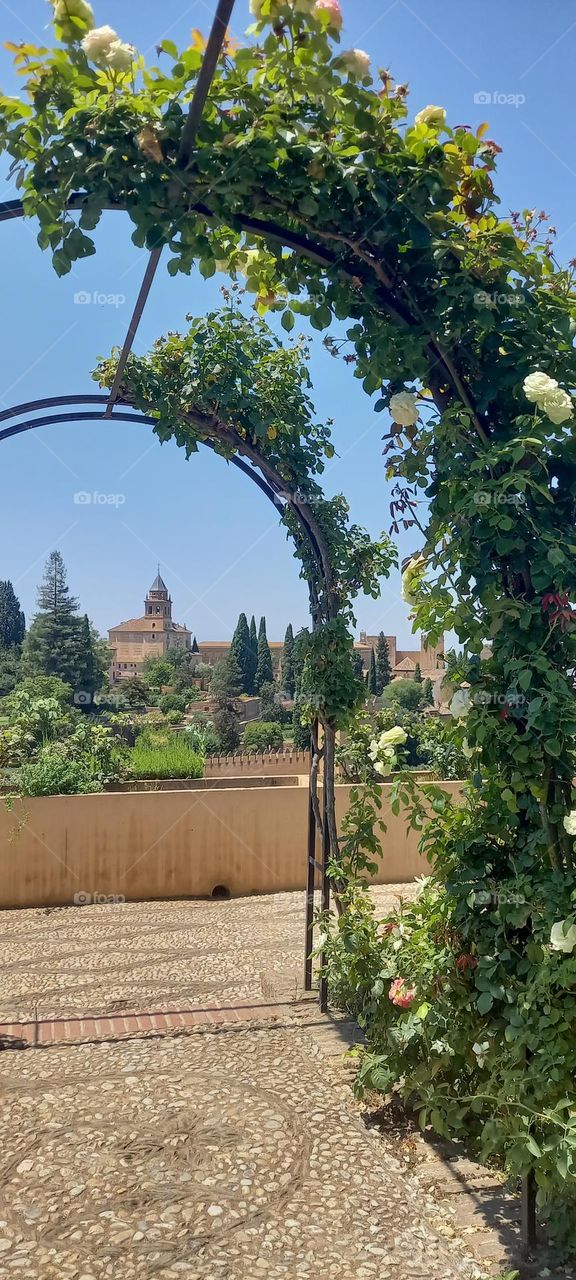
[0,392,326,1002]
[0,394,286,508]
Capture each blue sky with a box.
[0,1,575,645]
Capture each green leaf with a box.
[477,991,494,1014]
[281,309,295,332]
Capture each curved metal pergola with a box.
[0,390,328,1004]
[0,0,339,1015]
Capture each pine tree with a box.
[375,632,392,694]
[0,581,25,649]
[422,677,434,706]
[192,635,200,654]
[230,612,252,693]
[247,615,258,694]
[367,647,378,695]
[23,552,86,688]
[414,661,423,683]
[254,616,273,692]
[282,623,296,697]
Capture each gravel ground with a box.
[0,1018,480,1280]
[0,886,415,1022]
[0,885,501,1279]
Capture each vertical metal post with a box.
[319,766,330,1013]
[304,733,316,991]
[521,1170,537,1254]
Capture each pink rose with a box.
[388,978,417,1009]
[313,0,343,29]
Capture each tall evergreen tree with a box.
[422,677,434,706]
[192,635,200,654]
[210,652,243,706]
[367,647,378,695]
[281,623,296,697]
[414,661,423,684]
[254,615,273,692]
[247,615,258,694]
[351,649,365,681]
[230,612,252,693]
[375,632,392,694]
[23,551,85,688]
[0,580,25,649]
[75,614,100,706]
[210,653,242,752]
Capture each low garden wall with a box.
[0,781,463,908]
[203,749,310,778]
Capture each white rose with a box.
[374,745,397,777]
[450,688,471,719]
[53,0,94,39]
[313,0,343,29]
[415,105,447,128]
[550,920,576,954]
[541,386,573,425]
[380,726,407,747]
[340,49,371,78]
[563,811,576,836]
[389,390,419,427]
[106,39,136,71]
[523,371,558,404]
[401,554,426,605]
[81,24,119,63]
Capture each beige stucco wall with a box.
[0,782,463,909]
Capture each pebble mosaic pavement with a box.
[0,888,520,1278]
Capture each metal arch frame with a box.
[0,393,325,1003]
[0,0,334,1015]
[0,394,285,507]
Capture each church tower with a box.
[145,568,172,625]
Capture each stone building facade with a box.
[109,573,192,682]
[354,631,444,679]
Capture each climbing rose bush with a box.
[3,0,576,1244]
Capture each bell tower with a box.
[145,567,172,624]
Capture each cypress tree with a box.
[247,615,258,694]
[192,635,200,654]
[422,677,434,706]
[230,612,252,693]
[254,615,273,692]
[0,581,25,649]
[367,647,378,695]
[23,551,85,687]
[414,661,423,684]
[75,614,98,707]
[375,632,392,693]
[351,649,364,681]
[282,623,296,697]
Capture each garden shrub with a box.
[184,721,220,755]
[242,720,284,751]
[16,748,103,795]
[158,693,187,714]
